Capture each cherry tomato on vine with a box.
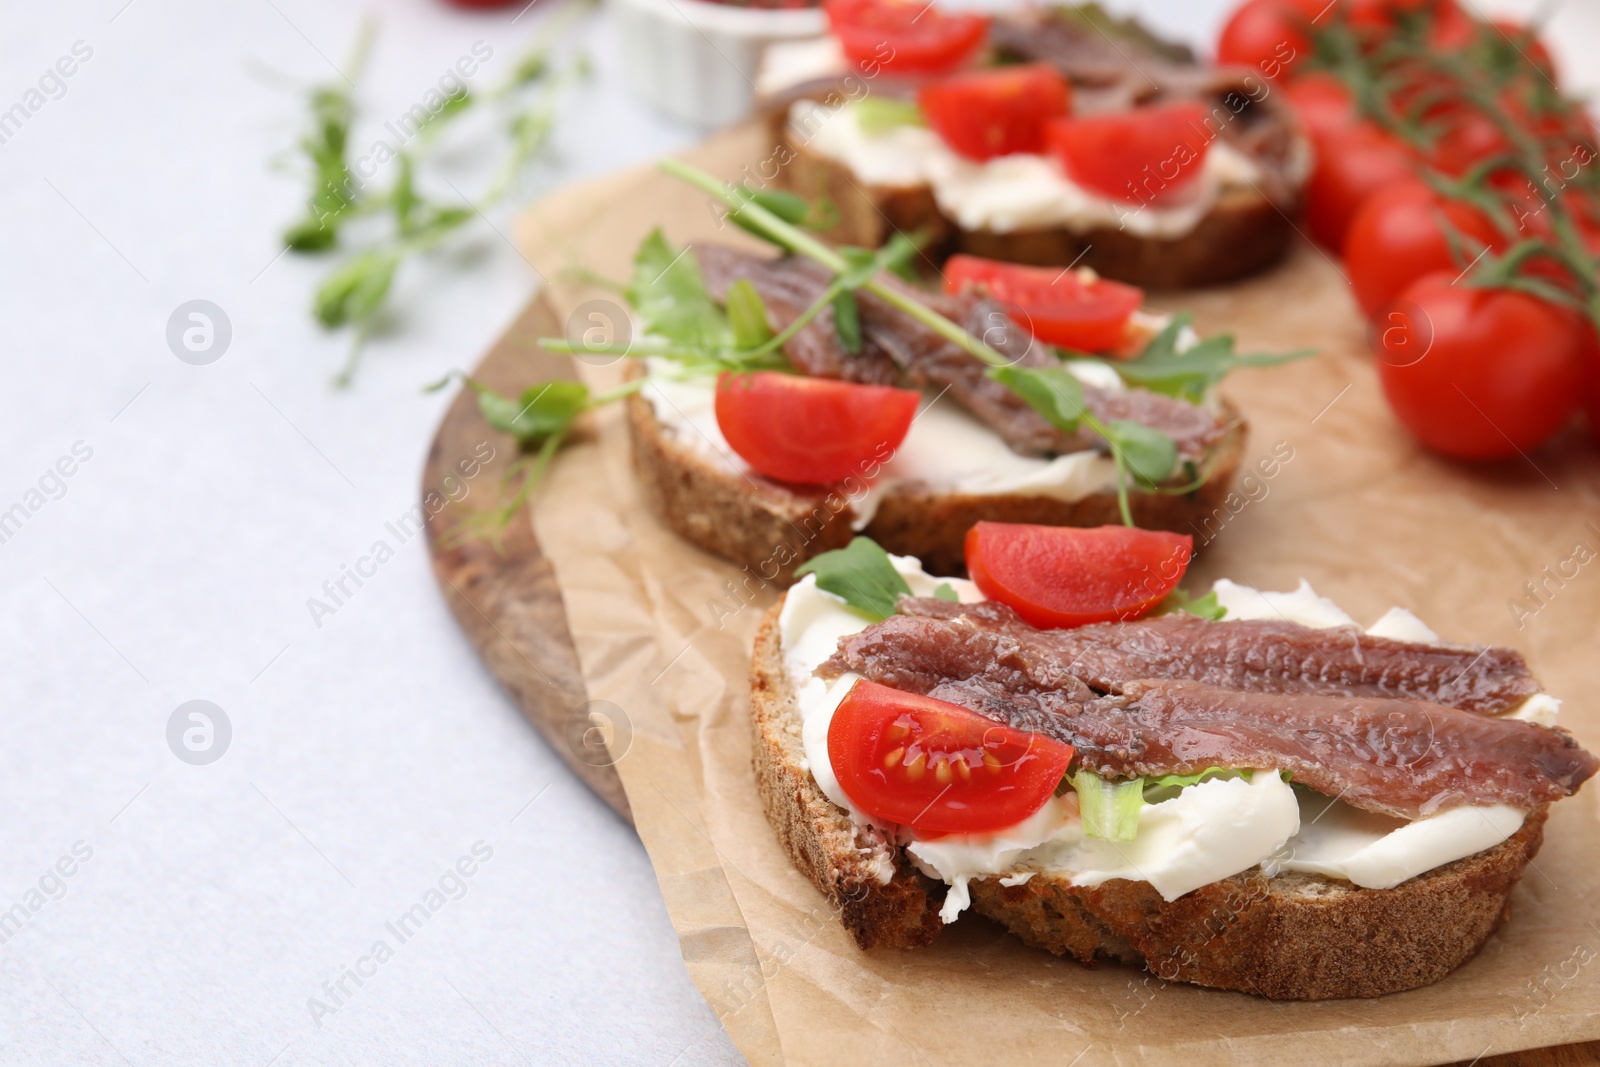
[1577,322,1600,445]
[1344,180,1503,319]
[1373,272,1585,460]
[1305,122,1416,252]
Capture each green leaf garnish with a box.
[987,365,1087,432]
[625,229,730,352]
[932,582,959,603]
[1154,587,1227,621]
[832,289,862,354]
[855,97,926,136]
[1089,315,1314,404]
[468,379,589,447]
[1071,771,1144,842]
[1103,419,1178,485]
[314,248,399,328]
[726,279,773,351]
[793,537,911,622]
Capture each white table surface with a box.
[1,1,1592,1065]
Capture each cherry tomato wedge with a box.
[825,0,988,77]
[828,679,1074,835]
[1046,102,1212,204]
[965,522,1193,629]
[1373,272,1584,460]
[943,255,1144,352]
[714,372,919,485]
[918,64,1071,161]
[1343,179,1503,320]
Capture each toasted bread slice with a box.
[768,116,1301,290]
[627,374,1248,585]
[748,601,1548,999]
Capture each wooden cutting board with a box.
[422,126,1599,1067]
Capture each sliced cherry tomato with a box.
[1046,102,1212,204]
[1216,0,1324,79]
[918,64,1071,161]
[825,0,988,77]
[1344,179,1504,320]
[714,372,920,485]
[1283,73,1358,140]
[943,255,1145,351]
[827,679,1074,835]
[1373,273,1584,460]
[1304,121,1416,252]
[964,522,1192,629]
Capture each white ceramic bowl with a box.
[609,0,828,126]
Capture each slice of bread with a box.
[627,374,1248,585]
[767,113,1301,290]
[748,600,1549,999]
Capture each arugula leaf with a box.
[1147,768,1242,791]
[742,187,810,225]
[1154,587,1227,621]
[832,289,862,354]
[726,279,773,350]
[932,582,959,603]
[855,97,926,135]
[1104,315,1314,404]
[987,365,1087,432]
[1104,419,1178,484]
[835,246,881,289]
[794,537,911,622]
[314,248,399,328]
[625,229,730,351]
[469,378,590,447]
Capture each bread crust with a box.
[769,112,1301,289]
[748,600,1549,999]
[627,372,1248,583]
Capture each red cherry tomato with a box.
[1343,180,1503,319]
[1426,2,1480,49]
[964,522,1193,629]
[827,679,1074,835]
[1283,73,1358,140]
[1373,273,1584,460]
[1577,323,1600,445]
[918,64,1071,161]
[1216,0,1324,79]
[1487,19,1558,81]
[825,0,988,76]
[714,372,920,485]
[943,255,1145,351]
[1346,0,1459,31]
[1046,101,1212,204]
[1421,106,1513,175]
[1304,121,1416,252]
